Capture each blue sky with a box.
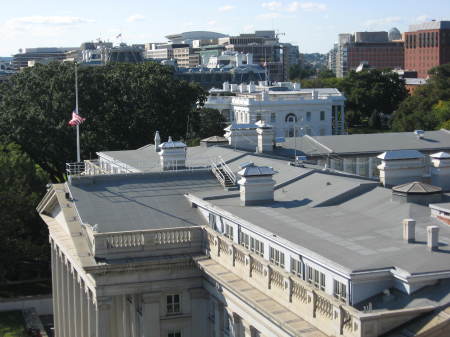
[0,0,449,56]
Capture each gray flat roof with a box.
[69,170,222,233]
[279,130,450,157]
[99,144,248,172]
[193,171,450,275]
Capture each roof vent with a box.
[402,218,416,243]
[427,226,440,251]
[392,181,442,205]
[414,130,424,139]
[238,164,276,206]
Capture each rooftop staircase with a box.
[211,157,237,188]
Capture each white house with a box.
[205,81,346,137]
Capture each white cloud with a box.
[243,24,255,32]
[262,1,326,12]
[287,2,327,12]
[7,16,94,25]
[208,20,217,26]
[127,14,145,22]
[262,2,282,11]
[258,12,282,19]
[365,16,402,27]
[415,15,432,23]
[218,5,235,12]
[0,16,94,40]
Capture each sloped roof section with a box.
[378,149,424,160]
[393,181,442,194]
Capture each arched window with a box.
[285,113,297,123]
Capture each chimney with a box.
[158,137,187,170]
[312,89,318,99]
[223,81,230,92]
[430,152,450,191]
[377,150,425,187]
[238,163,276,206]
[255,120,274,153]
[427,225,440,251]
[154,131,161,152]
[402,219,415,242]
[248,82,256,93]
[246,53,253,65]
[239,83,247,93]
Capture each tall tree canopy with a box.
[0,143,49,283]
[391,63,450,131]
[0,62,207,181]
[339,69,408,126]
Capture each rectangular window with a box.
[306,111,311,121]
[224,223,234,240]
[168,331,181,337]
[209,213,217,230]
[256,113,262,122]
[167,294,181,314]
[333,279,347,302]
[290,258,303,278]
[250,237,264,257]
[240,232,250,249]
[269,247,285,268]
[320,111,325,121]
[307,266,325,291]
[270,112,276,122]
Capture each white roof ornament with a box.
[377,150,424,160]
[238,163,276,177]
[154,131,160,142]
[431,152,450,159]
[168,136,173,142]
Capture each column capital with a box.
[142,292,161,304]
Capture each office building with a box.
[12,47,78,68]
[39,126,450,337]
[332,31,404,77]
[404,21,450,78]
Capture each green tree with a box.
[191,108,226,139]
[391,64,450,131]
[0,143,49,283]
[340,69,408,127]
[0,62,206,181]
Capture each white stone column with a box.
[122,295,130,337]
[142,293,161,337]
[96,296,112,337]
[73,271,81,337]
[355,157,361,176]
[130,295,137,337]
[62,257,70,337]
[67,264,75,337]
[79,279,86,337]
[51,242,61,337]
[87,290,95,337]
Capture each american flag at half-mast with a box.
[68,111,86,126]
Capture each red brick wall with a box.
[347,42,404,71]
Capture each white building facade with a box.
[205,82,346,137]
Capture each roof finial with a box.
[168,136,173,142]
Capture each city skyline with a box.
[0,0,449,56]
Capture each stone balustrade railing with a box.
[92,226,203,259]
[203,227,434,337]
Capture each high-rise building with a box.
[404,21,450,78]
[218,31,287,81]
[12,47,78,68]
[332,31,404,77]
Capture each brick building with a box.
[405,21,450,78]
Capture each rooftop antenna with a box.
[75,62,80,162]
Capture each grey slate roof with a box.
[393,181,442,194]
[69,170,222,233]
[192,171,450,275]
[279,130,450,157]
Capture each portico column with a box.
[79,279,86,337]
[96,296,112,337]
[62,258,70,337]
[73,271,81,337]
[241,319,253,337]
[51,241,61,337]
[355,157,361,176]
[67,264,75,337]
[142,292,161,337]
[122,295,130,337]
[232,313,243,337]
[87,290,95,337]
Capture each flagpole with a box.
[75,62,80,162]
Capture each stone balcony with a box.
[202,227,435,337]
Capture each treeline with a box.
[0,62,224,284]
[290,63,450,132]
